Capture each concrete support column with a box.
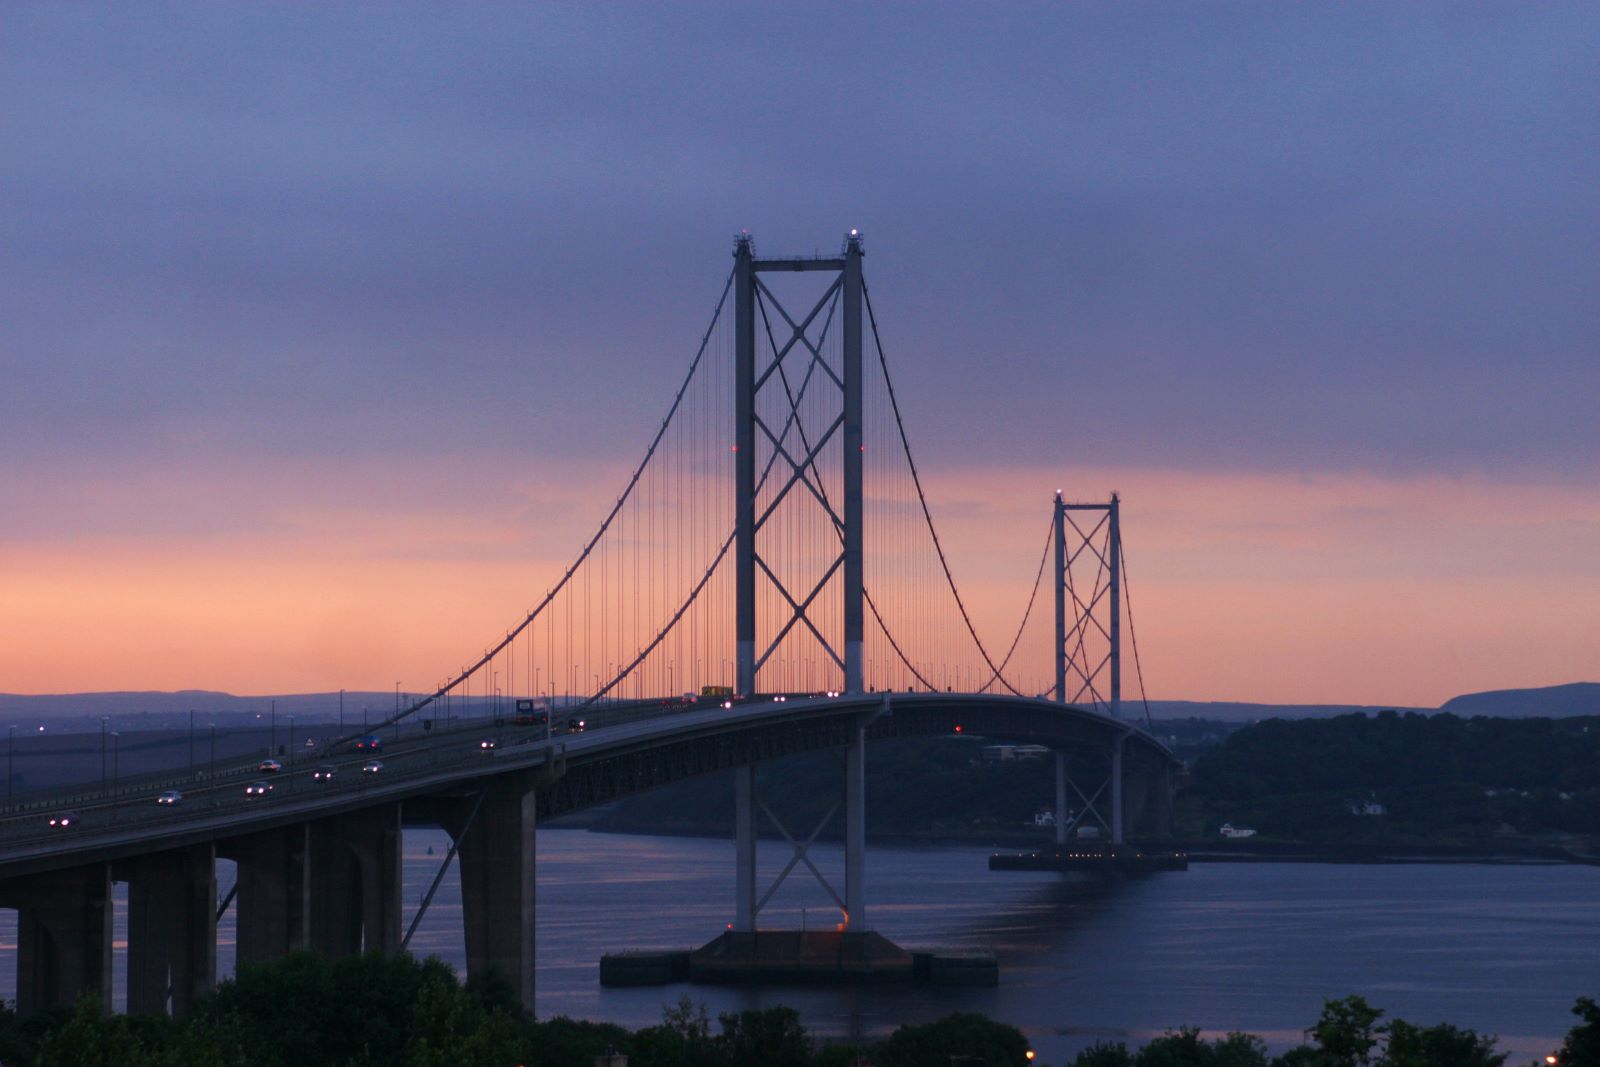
[309,803,403,958]
[1054,750,1068,846]
[1151,763,1175,838]
[4,864,113,1015]
[844,727,867,929]
[452,778,537,1014]
[225,824,310,967]
[734,764,757,931]
[1121,765,1152,841]
[1111,737,1125,846]
[121,845,216,1016]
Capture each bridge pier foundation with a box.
[119,845,216,1015]
[450,777,537,1013]
[224,824,310,967]
[1,863,113,1015]
[309,803,403,958]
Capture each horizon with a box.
[3,5,1596,708]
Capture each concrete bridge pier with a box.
[446,775,537,1013]
[1152,764,1177,838]
[309,803,403,957]
[118,845,216,1015]
[223,824,310,967]
[1125,760,1173,838]
[1,863,113,1014]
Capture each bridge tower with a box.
[732,231,870,933]
[1053,492,1130,844]
[733,231,865,698]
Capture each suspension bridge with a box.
[0,232,1177,1016]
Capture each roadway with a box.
[0,692,1176,880]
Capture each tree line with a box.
[1182,712,1600,844]
[0,951,1593,1067]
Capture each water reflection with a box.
[0,828,1592,1064]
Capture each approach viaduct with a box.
[0,692,1176,1016]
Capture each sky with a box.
[2,3,1596,707]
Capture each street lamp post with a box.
[111,732,120,793]
[100,716,109,795]
[7,724,15,810]
[339,689,345,731]
[208,723,216,781]
[288,715,295,768]
[189,709,196,776]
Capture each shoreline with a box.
[550,820,1600,867]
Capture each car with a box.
[565,717,587,733]
[258,758,283,773]
[313,765,337,781]
[361,760,383,774]
[479,738,497,751]
[356,734,382,752]
[156,790,183,805]
[245,781,273,797]
[48,811,81,828]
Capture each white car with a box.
[361,760,384,774]
[156,790,183,805]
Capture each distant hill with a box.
[1439,682,1600,719]
[0,690,393,721]
[1143,700,1427,722]
[3,682,1593,726]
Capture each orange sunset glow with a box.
[4,453,1594,708]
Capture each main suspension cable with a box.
[350,267,736,740]
[862,281,1026,697]
[977,510,1055,694]
[1119,536,1154,730]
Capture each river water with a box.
[2,828,1595,1062]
